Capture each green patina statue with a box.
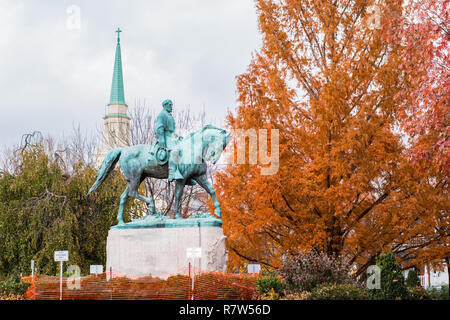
[154,99,185,182]
[155,99,176,150]
[88,103,232,227]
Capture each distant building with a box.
[94,28,131,168]
[403,264,449,289]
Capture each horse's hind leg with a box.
[128,176,156,215]
[173,180,185,219]
[117,186,129,225]
[194,174,221,218]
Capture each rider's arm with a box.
[155,115,167,148]
[156,127,166,148]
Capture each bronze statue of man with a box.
[154,99,183,181]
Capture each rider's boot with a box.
[186,178,197,186]
[168,161,184,182]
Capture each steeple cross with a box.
[116,28,122,43]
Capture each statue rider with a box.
[155,99,184,182]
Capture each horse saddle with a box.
[149,140,196,185]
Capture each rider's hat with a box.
[162,99,173,107]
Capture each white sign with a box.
[90,265,103,274]
[247,264,261,273]
[54,250,69,262]
[186,247,202,258]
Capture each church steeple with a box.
[109,28,125,105]
[94,28,131,168]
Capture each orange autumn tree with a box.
[391,0,449,283]
[396,0,449,176]
[215,0,448,275]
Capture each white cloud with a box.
[0,0,260,148]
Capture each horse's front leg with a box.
[194,174,221,218]
[117,186,129,225]
[128,176,156,215]
[173,180,185,219]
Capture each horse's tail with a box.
[88,148,122,195]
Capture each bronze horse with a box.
[88,125,231,224]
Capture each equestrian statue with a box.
[87,99,232,225]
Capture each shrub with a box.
[406,269,421,288]
[279,251,356,292]
[0,272,30,297]
[368,250,409,300]
[257,271,285,296]
[307,283,368,300]
[408,286,436,300]
[439,285,449,300]
[280,291,309,300]
[0,293,25,300]
[429,285,449,300]
[260,288,280,300]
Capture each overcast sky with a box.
[0,0,260,148]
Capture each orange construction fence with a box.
[22,268,259,300]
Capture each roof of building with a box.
[109,28,126,105]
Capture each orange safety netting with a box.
[21,275,35,300]
[22,268,259,300]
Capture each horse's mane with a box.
[186,124,226,139]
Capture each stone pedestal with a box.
[106,226,227,278]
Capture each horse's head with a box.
[201,125,232,164]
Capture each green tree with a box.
[0,144,142,277]
[406,269,422,288]
[0,272,30,296]
[369,250,409,300]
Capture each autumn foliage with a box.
[215,0,449,276]
[395,0,449,176]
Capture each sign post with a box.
[31,259,36,300]
[186,247,202,300]
[31,260,35,277]
[54,251,69,300]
